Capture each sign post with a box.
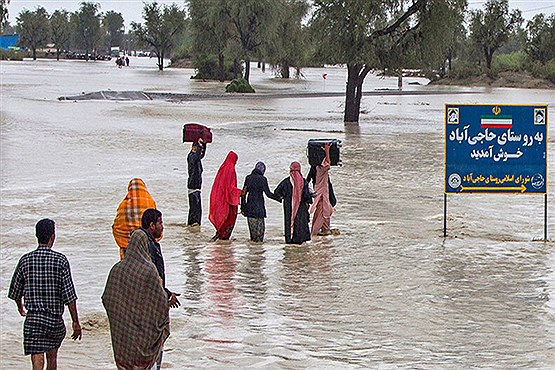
[444,104,548,239]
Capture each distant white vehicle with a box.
[110,46,120,57]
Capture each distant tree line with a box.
[4,2,135,61]
[4,0,554,123]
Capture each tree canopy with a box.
[188,0,233,81]
[50,10,71,60]
[102,10,124,50]
[1,0,9,32]
[469,0,522,70]
[526,13,555,64]
[132,2,186,71]
[70,2,102,60]
[227,0,282,81]
[16,6,50,60]
[309,0,467,123]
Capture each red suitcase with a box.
[183,123,213,143]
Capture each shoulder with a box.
[50,249,70,265]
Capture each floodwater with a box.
[1,57,554,369]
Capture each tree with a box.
[16,7,50,60]
[132,2,186,71]
[103,10,124,52]
[50,10,71,60]
[525,14,555,64]
[227,0,282,82]
[1,0,9,33]
[469,0,522,70]
[71,2,102,61]
[188,0,232,81]
[310,0,467,124]
[267,0,309,78]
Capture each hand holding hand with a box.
[169,292,181,308]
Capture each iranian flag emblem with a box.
[480,115,513,129]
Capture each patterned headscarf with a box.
[112,178,158,259]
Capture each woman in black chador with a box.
[274,161,312,244]
[240,161,278,242]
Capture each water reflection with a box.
[344,122,361,140]
[205,243,238,320]
[236,245,268,314]
[183,243,203,306]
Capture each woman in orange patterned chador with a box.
[112,178,158,259]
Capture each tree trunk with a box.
[32,47,37,60]
[343,64,371,124]
[218,53,225,82]
[85,49,89,61]
[158,51,164,71]
[485,47,493,70]
[397,72,403,90]
[56,48,60,61]
[280,62,290,79]
[244,58,251,82]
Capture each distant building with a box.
[0,34,20,50]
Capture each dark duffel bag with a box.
[307,138,341,166]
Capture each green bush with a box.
[492,51,525,73]
[225,78,255,93]
[0,49,26,61]
[450,62,481,79]
[528,60,555,84]
[191,54,242,81]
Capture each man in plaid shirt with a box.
[8,218,82,369]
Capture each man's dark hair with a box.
[36,219,55,244]
[142,208,162,229]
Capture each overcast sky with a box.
[6,0,555,27]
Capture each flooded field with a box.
[1,57,554,369]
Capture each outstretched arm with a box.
[199,138,207,159]
[263,178,279,201]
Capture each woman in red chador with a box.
[209,151,242,240]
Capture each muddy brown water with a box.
[1,57,554,369]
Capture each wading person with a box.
[274,161,313,244]
[308,143,335,236]
[187,138,206,226]
[209,151,242,240]
[8,219,82,370]
[141,208,181,369]
[102,228,170,370]
[240,161,278,242]
[112,178,158,259]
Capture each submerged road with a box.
[58,89,478,102]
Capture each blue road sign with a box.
[445,104,547,194]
